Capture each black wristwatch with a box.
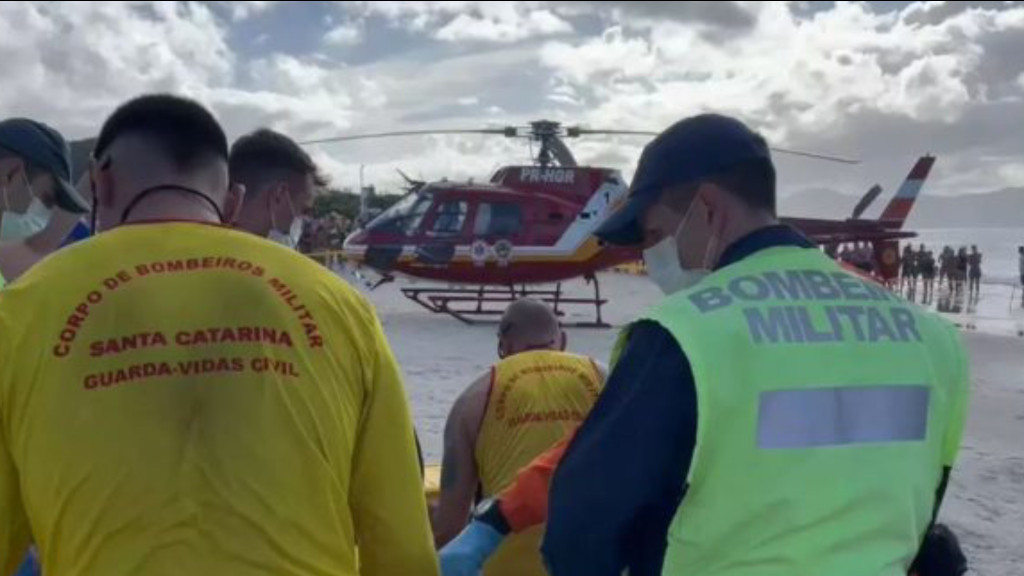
[472,498,511,536]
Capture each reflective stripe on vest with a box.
[614,245,969,576]
[475,350,603,576]
[758,384,930,450]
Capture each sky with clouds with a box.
[3,1,1024,201]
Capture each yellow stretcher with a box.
[424,464,442,504]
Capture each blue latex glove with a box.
[14,548,40,576]
[439,520,505,576]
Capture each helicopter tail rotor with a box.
[396,168,427,193]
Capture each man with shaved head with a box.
[497,298,564,358]
[433,298,605,576]
[0,94,438,576]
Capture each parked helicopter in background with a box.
[307,121,930,326]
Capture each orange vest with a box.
[475,350,603,576]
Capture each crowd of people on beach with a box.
[297,212,351,254]
[831,241,995,306]
[835,242,878,274]
[899,244,984,304]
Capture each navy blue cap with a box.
[0,118,90,214]
[595,114,771,246]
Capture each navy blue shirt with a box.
[542,225,815,576]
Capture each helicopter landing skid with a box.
[401,277,609,328]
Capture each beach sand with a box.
[945,333,1024,575]
[357,270,1023,574]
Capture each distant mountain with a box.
[781,187,1024,229]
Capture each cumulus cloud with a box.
[0,1,233,136]
[6,0,1024,197]
[343,1,572,42]
[324,21,364,46]
[538,1,1024,194]
[220,1,281,22]
[901,0,1024,26]
[211,54,374,139]
[0,2,373,155]
[341,0,757,42]
[540,27,658,84]
[435,8,571,42]
[553,0,759,31]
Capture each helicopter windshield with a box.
[367,191,434,236]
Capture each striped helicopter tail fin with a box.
[879,156,936,229]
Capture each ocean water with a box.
[851,227,1024,337]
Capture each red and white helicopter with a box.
[305,121,931,326]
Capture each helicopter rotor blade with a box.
[570,128,859,165]
[300,122,859,164]
[765,147,860,165]
[569,128,658,138]
[301,128,511,146]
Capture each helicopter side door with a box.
[470,200,525,267]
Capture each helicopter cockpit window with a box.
[368,192,433,235]
[387,193,419,217]
[403,195,433,235]
[431,201,468,236]
[474,202,522,237]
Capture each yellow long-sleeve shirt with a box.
[0,222,438,576]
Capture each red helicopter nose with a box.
[345,229,368,247]
[342,230,369,264]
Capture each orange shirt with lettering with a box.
[497,431,575,533]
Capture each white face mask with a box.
[642,196,714,295]
[268,193,303,250]
[1,173,51,240]
[644,236,709,295]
